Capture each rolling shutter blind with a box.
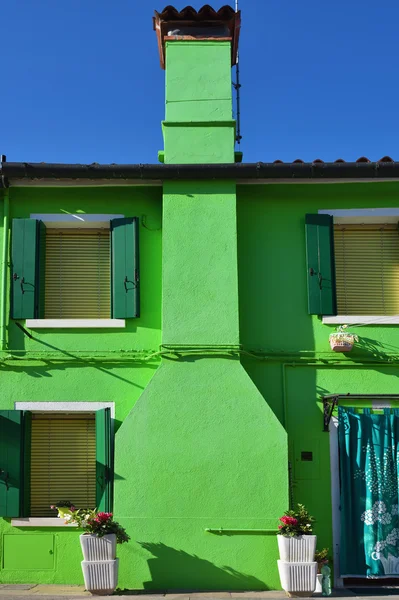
[334,224,399,315]
[30,413,96,517]
[45,229,110,318]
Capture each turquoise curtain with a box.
[339,407,399,577]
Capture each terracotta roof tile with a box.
[154,5,240,69]
[158,5,236,20]
[269,156,396,164]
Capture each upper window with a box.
[10,217,140,321]
[45,229,110,319]
[334,224,399,316]
[305,213,399,319]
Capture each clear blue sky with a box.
[2,0,399,164]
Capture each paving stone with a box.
[189,594,232,599]
[231,594,286,599]
[30,586,89,596]
[2,587,37,591]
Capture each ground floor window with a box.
[0,407,113,518]
[30,413,96,517]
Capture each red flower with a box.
[278,525,283,529]
[97,512,112,521]
[280,516,298,526]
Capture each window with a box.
[0,408,113,518]
[305,213,399,320]
[334,224,399,316]
[45,229,111,319]
[30,413,96,517]
[10,217,140,321]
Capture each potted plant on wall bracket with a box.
[329,325,359,352]
[277,504,317,597]
[52,502,130,596]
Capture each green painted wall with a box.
[115,174,288,590]
[0,185,163,584]
[165,42,232,122]
[237,181,399,575]
[162,181,239,345]
[163,41,235,164]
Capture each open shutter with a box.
[111,217,140,318]
[0,410,27,517]
[96,408,113,512]
[305,214,337,315]
[11,219,45,319]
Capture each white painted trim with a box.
[319,208,399,218]
[30,213,124,223]
[323,315,399,325]
[329,417,344,588]
[15,401,115,419]
[11,518,77,528]
[26,319,125,329]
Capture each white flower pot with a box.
[278,560,317,596]
[278,535,317,562]
[314,573,323,594]
[82,559,119,596]
[80,534,116,561]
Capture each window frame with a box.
[11,402,114,527]
[26,214,125,329]
[319,208,399,325]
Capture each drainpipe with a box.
[1,183,9,351]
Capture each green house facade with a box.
[2,4,399,590]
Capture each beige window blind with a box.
[45,229,110,318]
[30,413,96,517]
[334,224,399,315]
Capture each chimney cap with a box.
[154,5,241,69]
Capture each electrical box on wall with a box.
[294,440,320,480]
[2,535,55,570]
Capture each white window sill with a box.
[26,319,125,329]
[11,518,77,527]
[323,315,399,325]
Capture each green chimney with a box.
[154,5,240,164]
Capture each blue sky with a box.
[2,0,399,164]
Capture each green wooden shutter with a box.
[22,411,32,517]
[111,217,140,318]
[0,411,24,517]
[11,219,45,319]
[305,214,337,315]
[96,408,113,512]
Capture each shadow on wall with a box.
[138,542,268,591]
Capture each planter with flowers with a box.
[52,502,130,596]
[329,325,358,352]
[277,504,317,597]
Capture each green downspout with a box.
[1,188,9,351]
